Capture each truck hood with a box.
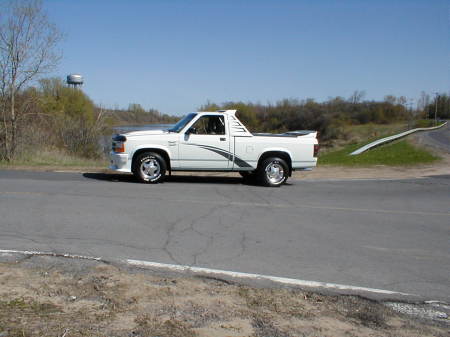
[123,129,169,137]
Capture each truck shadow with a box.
[82,172,261,186]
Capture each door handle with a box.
[220,138,226,141]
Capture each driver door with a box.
[178,115,231,169]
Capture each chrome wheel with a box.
[265,161,285,185]
[140,158,160,180]
[133,152,167,184]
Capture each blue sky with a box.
[45,0,449,115]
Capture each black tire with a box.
[133,152,166,184]
[239,170,257,183]
[257,157,289,187]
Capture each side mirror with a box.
[186,127,197,135]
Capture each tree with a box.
[417,91,430,114]
[349,90,366,104]
[0,0,62,160]
[383,95,397,105]
[426,93,450,120]
[35,77,106,157]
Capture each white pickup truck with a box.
[110,110,319,187]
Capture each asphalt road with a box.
[0,170,449,301]
[416,121,450,153]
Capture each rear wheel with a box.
[257,157,288,187]
[133,152,166,184]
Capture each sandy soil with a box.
[294,154,450,180]
[3,153,449,182]
[0,261,447,337]
[170,153,450,181]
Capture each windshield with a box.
[168,113,197,133]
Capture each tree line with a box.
[2,77,448,161]
[1,1,448,162]
[0,77,178,160]
[200,92,449,143]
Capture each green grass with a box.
[413,119,445,128]
[0,149,108,169]
[338,123,407,144]
[319,140,440,166]
[333,121,444,148]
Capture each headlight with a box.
[112,135,127,153]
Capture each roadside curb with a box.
[0,248,429,303]
[350,122,447,156]
[350,122,448,155]
[125,258,418,302]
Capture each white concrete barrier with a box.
[350,122,448,155]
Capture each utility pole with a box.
[407,98,414,129]
[434,93,439,126]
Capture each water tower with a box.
[66,74,83,89]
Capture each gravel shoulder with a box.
[2,153,449,181]
[170,152,450,181]
[0,255,448,337]
[294,154,450,180]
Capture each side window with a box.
[191,115,225,135]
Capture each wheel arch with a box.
[257,151,292,176]
[132,148,171,173]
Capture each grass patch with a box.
[0,298,60,316]
[319,140,440,166]
[337,296,387,328]
[342,122,407,139]
[329,121,445,149]
[0,148,108,169]
[134,315,198,337]
[335,123,408,146]
[238,287,310,319]
[0,298,62,337]
[414,119,444,128]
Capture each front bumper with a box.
[109,152,130,172]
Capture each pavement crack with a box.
[162,216,185,265]
[233,231,248,260]
[187,204,223,266]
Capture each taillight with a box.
[314,144,320,157]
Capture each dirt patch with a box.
[294,153,450,180]
[2,152,450,181]
[0,262,447,337]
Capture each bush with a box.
[200,97,408,143]
[54,115,106,158]
[38,78,107,158]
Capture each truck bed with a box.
[252,130,316,137]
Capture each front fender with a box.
[130,144,175,167]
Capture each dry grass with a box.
[327,122,409,150]
[0,262,447,337]
[0,148,107,171]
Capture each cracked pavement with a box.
[0,170,449,302]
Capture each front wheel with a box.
[257,157,288,187]
[133,152,166,184]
